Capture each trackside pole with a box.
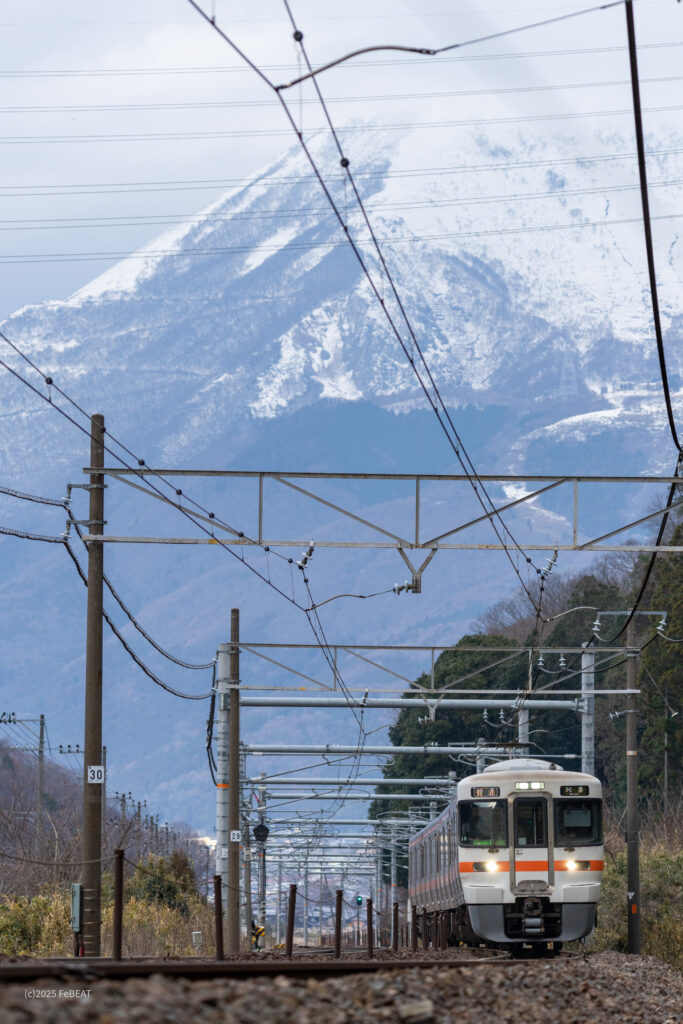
[214,875,224,960]
[112,849,124,960]
[626,621,641,953]
[366,897,374,958]
[334,890,342,958]
[286,883,297,957]
[81,413,105,957]
[227,609,241,954]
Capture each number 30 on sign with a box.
[87,765,105,783]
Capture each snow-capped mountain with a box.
[1,123,681,829]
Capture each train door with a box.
[508,793,555,893]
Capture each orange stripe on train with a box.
[458,859,604,873]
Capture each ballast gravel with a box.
[2,952,681,1024]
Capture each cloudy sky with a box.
[1,0,681,318]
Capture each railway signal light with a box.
[356,895,363,905]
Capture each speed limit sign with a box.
[87,765,104,784]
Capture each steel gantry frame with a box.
[83,471,683,594]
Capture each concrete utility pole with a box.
[37,713,45,836]
[227,609,241,954]
[581,644,595,775]
[81,413,105,956]
[626,621,640,954]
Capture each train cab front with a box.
[457,762,603,946]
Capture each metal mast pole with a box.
[390,824,397,948]
[303,855,309,946]
[215,642,230,918]
[626,621,640,954]
[318,865,323,947]
[258,835,266,931]
[227,608,241,954]
[276,861,282,945]
[81,412,105,957]
[517,708,529,755]
[581,644,595,775]
[240,745,251,946]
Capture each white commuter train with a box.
[408,758,603,950]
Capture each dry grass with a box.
[584,803,683,970]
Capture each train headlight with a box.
[473,861,499,872]
[485,861,499,873]
[566,860,578,871]
[565,860,591,871]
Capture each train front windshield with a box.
[459,801,508,847]
[555,799,602,845]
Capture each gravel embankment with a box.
[1,952,680,1023]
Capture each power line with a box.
[0,481,218,673]
[62,540,212,701]
[625,0,682,455]
[282,2,542,612]
[274,0,625,89]
[3,145,682,198]
[4,176,683,231]
[65,510,216,672]
[0,483,67,507]
[4,38,683,78]
[3,211,683,265]
[4,73,683,113]
[3,102,682,144]
[0,338,377,747]
[0,524,64,543]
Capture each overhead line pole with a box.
[37,713,45,842]
[215,642,230,923]
[626,621,640,954]
[227,608,241,954]
[81,413,105,957]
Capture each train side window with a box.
[420,846,425,879]
[436,832,440,873]
[515,798,546,847]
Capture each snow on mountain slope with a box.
[3,121,681,473]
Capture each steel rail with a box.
[0,954,521,982]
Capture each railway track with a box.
[0,948,521,983]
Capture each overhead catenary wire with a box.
[5,210,683,264]
[273,0,625,89]
[624,0,682,455]
[5,101,683,144]
[5,175,683,231]
[186,0,544,619]
[4,145,683,198]
[0,481,216,673]
[0,339,377,772]
[6,38,683,79]
[62,539,212,701]
[5,72,683,113]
